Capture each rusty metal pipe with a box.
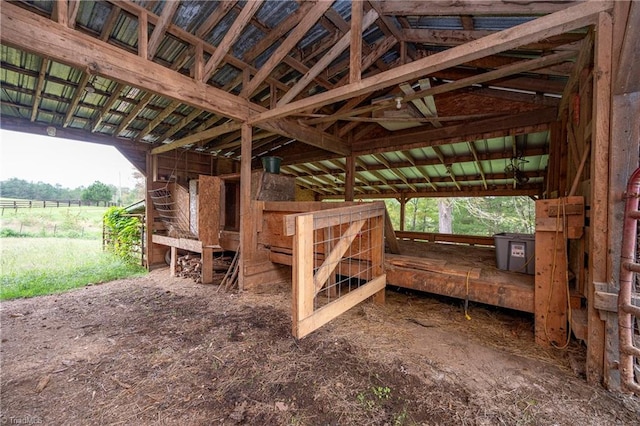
[618,167,640,393]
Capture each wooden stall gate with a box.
[284,203,387,339]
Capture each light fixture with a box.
[84,82,96,93]
[395,96,402,109]
[46,126,56,137]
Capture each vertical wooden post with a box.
[349,0,363,84]
[586,11,612,386]
[238,123,253,291]
[534,199,568,346]
[345,150,355,202]
[202,247,214,284]
[170,246,177,277]
[371,214,385,305]
[144,152,156,268]
[292,215,314,338]
[138,10,148,59]
[399,195,407,231]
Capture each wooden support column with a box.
[345,142,355,201]
[399,195,408,231]
[170,246,177,277]
[144,152,157,268]
[535,196,585,346]
[587,11,612,387]
[202,247,214,284]
[239,123,253,291]
[138,10,148,59]
[371,214,385,305]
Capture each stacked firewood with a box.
[175,254,202,282]
[175,254,233,284]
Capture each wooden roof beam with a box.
[202,0,264,82]
[377,1,584,16]
[151,121,242,155]
[91,83,126,132]
[195,1,237,39]
[304,50,574,125]
[114,92,154,136]
[146,1,179,60]
[241,0,334,98]
[136,100,181,141]
[62,72,91,127]
[468,141,488,190]
[353,108,556,154]
[242,1,316,63]
[372,154,418,191]
[350,0,363,84]
[277,9,379,106]
[30,58,49,122]
[401,150,438,191]
[250,1,609,123]
[1,3,347,155]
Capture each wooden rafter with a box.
[399,83,442,128]
[241,0,334,98]
[68,0,80,29]
[202,0,264,82]
[114,92,154,136]
[30,58,48,122]
[63,72,91,128]
[467,141,488,190]
[242,1,315,63]
[251,1,609,123]
[91,83,125,132]
[100,5,120,41]
[277,9,379,106]
[1,2,348,155]
[136,100,181,141]
[151,121,242,155]
[433,146,461,191]
[195,1,237,39]
[401,151,438,191]
[147,1,180,60]
[372,154,417,191]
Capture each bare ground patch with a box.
[1,268,638,425]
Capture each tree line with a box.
[385,196,535,236]
[0,176,146,206]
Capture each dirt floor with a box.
[1,268,638,425]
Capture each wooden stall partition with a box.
[535,196,584,347]
[285,202,387,338]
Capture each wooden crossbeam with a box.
[152,121,242,155]
[353,108,556,154]
[250,1,609,123]
[373,154,418,191]
[304,50,574,125]
[241,0,333,98]
[403,29,585,49]
[277,9,379,106]
[202,0,264,82]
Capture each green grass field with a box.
[0,203,106,239]
[0,238,146,300]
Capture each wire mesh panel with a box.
[287,202,386,339]
[148,185,195,238]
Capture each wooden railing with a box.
[0,199,116,210]
[285,202,386,339]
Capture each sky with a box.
[0,129,139,189]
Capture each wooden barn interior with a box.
[1,0,639,393]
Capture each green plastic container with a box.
[261,156,282,174]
